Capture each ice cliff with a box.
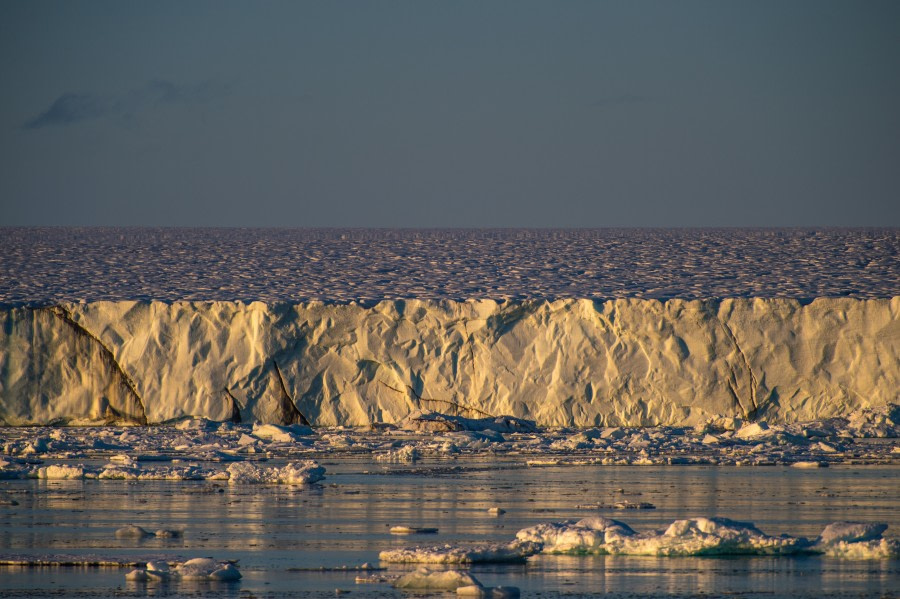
[0,298,896,427]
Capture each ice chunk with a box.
[252,423,313,443]
[36,465,86,479]
[821,538,900,558]
[146,560,170,573]
[393,566,481,590]
[817,522,888,546]
[175,418,218,431]
[176,557,241,580]
[125,569,150,581]
[225,460,325,484]
[648,517,808,556]
[736,422,770,440]
[847,404,900,437]
[600,427,628,440]
[517,517,636,554]
[208,563,242,581]
[380,540,541,563]
[517,517,810,556]
[375,446,420,463]
[115,525,153,539]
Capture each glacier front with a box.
[0,298,896,427]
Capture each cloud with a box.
[23,93,110,129]
[24,79,227,130]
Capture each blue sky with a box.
[1,1,898,226]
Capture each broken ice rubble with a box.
[513,517,900,558]
[1,405,898,485]
[1,456,326,484]
[126,557,241,582]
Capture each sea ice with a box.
[516,517,638,554]
[375,446,420,463]
[516,517,898,558]
[125,557,240,582]
[225,460,325,484]
[393,566,481,590]
[36,464,86,479]
[817,522,889,545]
[379,541,541,564]
[251,423,313,443]
[177,557,242,581]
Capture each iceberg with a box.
[1,298,896,428]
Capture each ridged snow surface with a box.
[0,297,897,427]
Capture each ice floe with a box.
[0,454,325,484]
[126,557,241,582]
[393,566,481,590]
[251,423,314,443]
[379,541,541,564]
[515,517,899,558]
[224,460,325,484]
[375,446,420,463]
[0,404,897,478]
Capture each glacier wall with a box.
[0,298,897,427]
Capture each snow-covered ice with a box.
[126,557,241,582]
[379,541,541,564]
[393,566,481,590]
[224,460,325,484]
[3,228,896,304]
[1,404,898,475]
[515,517,899,558]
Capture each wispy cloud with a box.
[24,79,228,130]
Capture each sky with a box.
[1,1,899,227]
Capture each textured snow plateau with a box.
[3,228,897,303]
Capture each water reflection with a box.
[1,461,898,597]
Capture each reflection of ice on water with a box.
[1,456,899,597]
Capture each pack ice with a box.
[0,298,896,427]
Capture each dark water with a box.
[1,458,898,598]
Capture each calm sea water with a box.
[1,458,898,598]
